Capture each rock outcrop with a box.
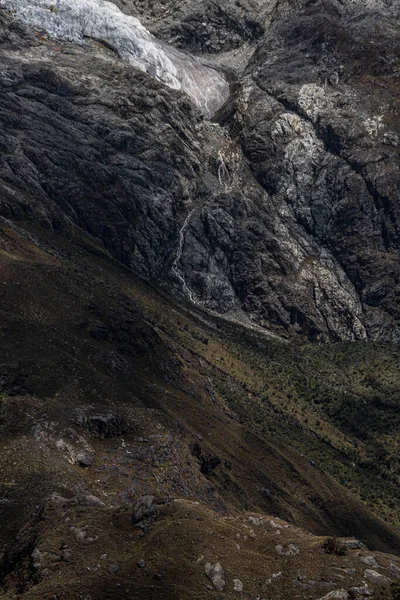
[0,0,399,342]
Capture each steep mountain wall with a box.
[0,0,399,344]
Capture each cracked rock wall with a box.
[0,0,399,342]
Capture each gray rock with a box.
[132,495,159,528]
[76,451,94,468]
[275,543,299,556]
[344,540,364,550]
[349,586,371,597]
[363,570,391,586]
[387,563,400,579]
[75,530,87,544]
[248,516,262,526]
[75,494,105,508]
[0,0,399,346]
[47,492,69,505]
[205,562,225,591]
[112,0,266,55]
[319,590,349,600]
[233,578,243,592]
[360,556,379,568]
[108,563,121,575]
[74,411,128,438]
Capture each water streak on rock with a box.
[171,209,198,304]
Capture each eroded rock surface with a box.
[1,0,229,116]
[0,0,399,344]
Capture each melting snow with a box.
[1,0,230,116]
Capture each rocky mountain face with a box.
[0,0,400,598]
[1,0,399,342]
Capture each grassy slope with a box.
[0,217,400,584]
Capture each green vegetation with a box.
[373,581,400,600]
[322,536,348,556]
[149,303,400,527]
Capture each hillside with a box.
[0,219,400,597]
[0,0,399,598]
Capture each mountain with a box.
[0,1,399,598]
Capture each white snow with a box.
[1,0,229,116]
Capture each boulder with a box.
[275,543,300,556]
[387,563,400,579]
[132,495,159,528]
[76,451,94,468]
[344,540,364,550]
[233,578,243,592]
[363,570,391,586]
[360,556,379,568]
[205,562,225,591]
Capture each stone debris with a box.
[233,578,243,592]
[275,543,299,556]
[108,563,120,575]
[132,495,159,530]
[318,590,349,600]
[205,562,225,591]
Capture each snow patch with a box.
[1,0,229,116]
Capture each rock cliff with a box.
[0,0,399,342]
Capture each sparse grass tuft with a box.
[322,536,347,556]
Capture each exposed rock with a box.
[74,411,128,439]
[263,571,283,588]
[319,590,349,600]
[248,516,262,526]
[191,443,222,475]
[360,556,379,568]
[205,561,225,591]
[0,1,398,344]
[47,492,105,508]
[132,495,159,528]
[387,563,400,579]
[114,0,267,55]
[76,451,94,468]
[76,494,106,508]
[72,528,87,544]
[344,540,365,550]
[108,563,121,575]
[2,0,229,117]
[275,543,300,556]
[349,586,371,598]
[363,569,391,586]
[233,578,243,592]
